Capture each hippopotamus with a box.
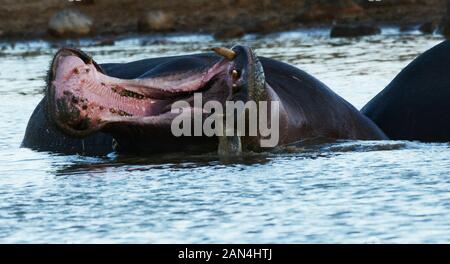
[22,45,387,156]
[362,39,450,142]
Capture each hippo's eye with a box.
[231,69,240,80]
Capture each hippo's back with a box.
[362,39,450,141]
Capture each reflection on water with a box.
[0,29,449,243]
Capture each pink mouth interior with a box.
[51,55,226,132]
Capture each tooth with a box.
[212,47,236,60]
[232,69,239,79]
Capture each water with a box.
[0,29,449,243]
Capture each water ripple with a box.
[0,29,449,243]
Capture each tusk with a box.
[231,69,239,79]
[212,47,236,60]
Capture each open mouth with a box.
[46,49,231,137]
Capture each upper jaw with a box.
[46,48,103,138]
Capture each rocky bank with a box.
[0,0,449,41]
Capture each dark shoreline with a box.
[0,24,445,49]
[0,0,449,44]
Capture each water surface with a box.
[0,29,449,243]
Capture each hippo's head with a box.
[45,45,267,155]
